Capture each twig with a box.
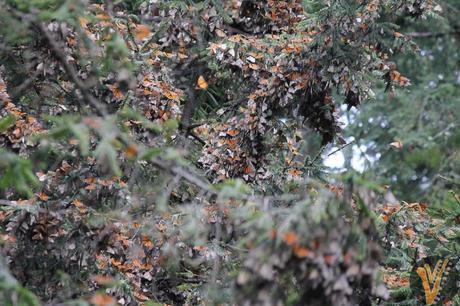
[327,140,355,156]
[310,145,327,164]
[178,123,206,145]
[438,174,460,186]
[188,130,206,145]
[188,122,205,129]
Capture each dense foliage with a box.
[0,0,458,305]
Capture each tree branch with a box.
[33,21,108,116]
[405,30,460,38]
[149,158,306,204]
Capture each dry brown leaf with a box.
[226,129,239,137]
[383,273,410,289]
[197,75,209,89]
[156,223,167,232]
[404,228,416,238]
[293,245,310,258]
[269,229,277,239]
[125,144,138,158]
[142,235,154,249]
[85,183,97,191]
[287,169,303,177]
[193,245,207,252]
[36,192,49,201]
[283,232,298,246]
[110,258,123,267]
[133,291,149,301]
[72,199,88,214]
[163,90,179,100]
[107,84,124,100]
[134,24,151,40]
[82,177,96,184]
[248,63,259,70]
[243,166,254,174]
[89,293,116,306]
[389,140,403,150]
[79,17,89,29]
[90,275,115,285]
[215,28,226,37]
